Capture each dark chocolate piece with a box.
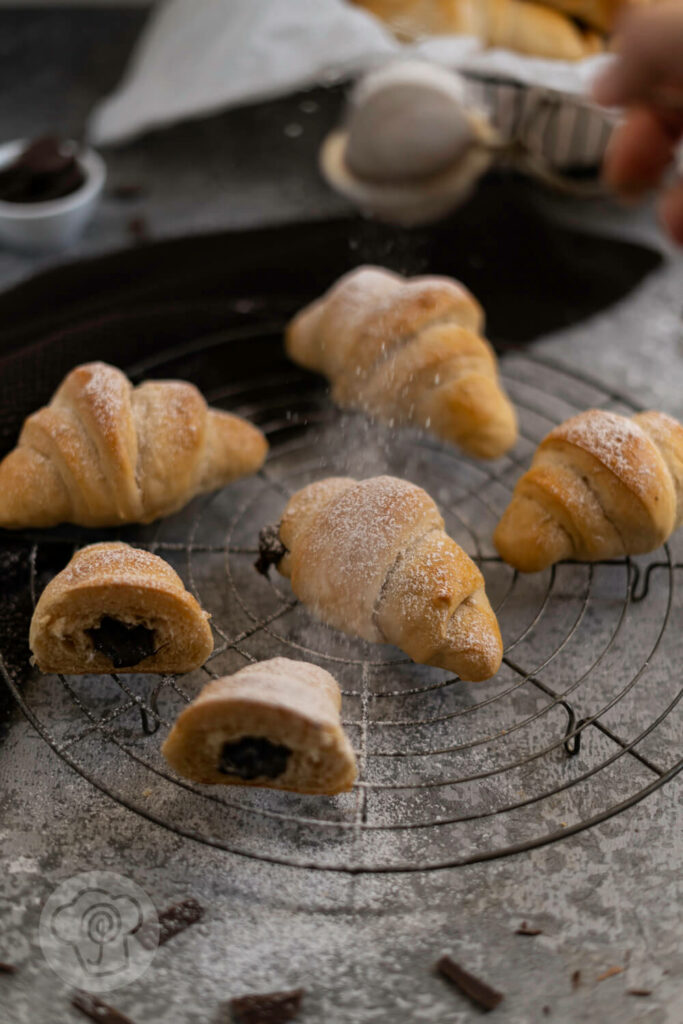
[627,989,652,997]
[158,897,204,946]
[0,136,84,203]
[230,987,304,1024]
[436,956,503,1013]
[255,524,287,576]
[571,970,581,989]
[0,962,17,974]
[515,922,543,936]
[137,897,204,951]
[86,616,157,669]
[72,991,136,1024]
[219,736,291,780]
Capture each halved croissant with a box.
[286,266,518,459]
[263,475,503,681]
[29,542,213,674]
[162,658,357,794]
[0,361,268,529]
[494,409,683,572]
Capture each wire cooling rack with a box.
[2,323,682,873]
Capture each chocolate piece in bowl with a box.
[0,136,85,204]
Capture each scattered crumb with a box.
[127,215,149,243]
[596,966,623,983]
[571,970,581,989]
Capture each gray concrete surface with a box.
[0,8,682,1024]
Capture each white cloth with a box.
[89,0,612,147]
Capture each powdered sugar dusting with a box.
[385,530,501,671]
[57,542,180,587]
[79,362,129,426]
[550,410,660,499]
[303,475,439,584]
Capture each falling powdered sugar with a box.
[551,410,661,501]
[79,362,129,428]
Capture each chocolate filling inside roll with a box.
[218,736,291,780]
[86,616,157,669]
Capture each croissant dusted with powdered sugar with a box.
[286,266,518,459]
[494,409,683,573]
[0,361,268,529]
[261,475,503,682]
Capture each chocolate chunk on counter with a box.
[0,136,85,203]
[0,962,17,974]
[515,922,543,936]
[86,616,157,669]
[157,897,204,946]
[135,897,204,951]
[72,991,136,1024]
[436,955,503,1012]
[219,736,291,780]
[230,987,304,1024]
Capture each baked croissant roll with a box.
[29,542,214,674]
[0,361,268,529]
[260,475,503,681]
[352,0,604,59]
[494,410,683,573]
[162,658,357,794]
[286,266,518,459]
[539,0,627,32]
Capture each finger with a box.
[603,107,680,195]
[659,179,683,245]
[593,3,683,108]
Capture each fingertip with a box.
[602,108,676,194]
[659,182,683,245]
[592,66,623,108]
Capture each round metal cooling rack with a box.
[3,324,683,873]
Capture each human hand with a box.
[593,2,683,243]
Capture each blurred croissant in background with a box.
[350,0,660,59]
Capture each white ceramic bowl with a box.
[0,139,106,252]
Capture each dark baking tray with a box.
[0,178,661,452]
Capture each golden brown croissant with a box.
[0,361,268,529]
[286,266,518,459]
[352,0,604,58]
[261,475,503,681]
[162,658,357,794]
[538,0,627,32]
[494,409,683,572]
[29,542,213,674]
